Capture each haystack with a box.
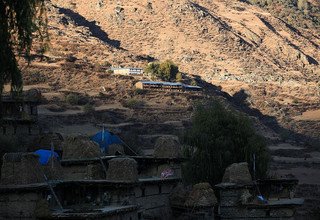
[154,136,182,158]
[169,184,190,207]
[184,183,217,207]
[86,164,105,179]
[107,144,124,156]
[106,158,138,182]
[62,135,102,160]
[29,132,64,152]
[1,153,44,185]
[222,162,252,184]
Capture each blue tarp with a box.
[91,130,122,153]
[34,149,59,165]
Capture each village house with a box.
[112,67,144,76]
[135,81,202,92]
[1,93,40,135]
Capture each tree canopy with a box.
[144,60,179,82]
[0,0,48,96]
[183,101,270,186]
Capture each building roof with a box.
[139,81,202,89]
[111,67,143,70]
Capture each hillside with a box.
[7,0,320,217]
[21,0,318,138]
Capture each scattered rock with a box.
[222,162,252,184]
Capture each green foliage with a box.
[176,72,183,82]
[134,88,146,95]
[144,60,179,81]
[0,0,48,96]
[122,98,145,109]
[83,103,95,114]
[183,101,269,186]
[65,93,79,105]
[191,79,198,86]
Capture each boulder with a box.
[154,136,182,158]
[106,158,138,182]
[62,135,102,160]
[222,162,252,184]
[184,182,217,207]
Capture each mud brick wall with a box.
[135,181,176,219]
[218,187,296,219]
[1,153,44,185]
[139,162,182,178]
[0,192,41,219]
[62,164,105,180]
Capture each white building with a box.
[112,67,144,76]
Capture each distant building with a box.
[1,95,39,135]
[112,67,144,76]
[135,81,202,92]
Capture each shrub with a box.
[191,79,197,86]
[83,103,95,114]
[134,88,145,95]
[65,93,79,105]
[122,98,145,109]
[144,60,179,81]
[183,101,269,186]
[176,72,183,82]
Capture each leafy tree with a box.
[0,0,48,96]
[176,72,183,82]
[144,60,179,81]
[144,62,160,78]
[158,60,179,81]
[183,101,269,186]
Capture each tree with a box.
[183,101,269,186]
[158,60,179,81]
[144,60,179,81]
[0,0,48,96]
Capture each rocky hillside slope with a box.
[21,0,320,139]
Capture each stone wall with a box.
[0,192,42,219]
[1,153,44,185]
[135,181,176,219]
[62,164,105,180]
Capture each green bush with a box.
[183,101,270,186]
[144,60,179,81]
[65,93,79,105]
[83,103,95,114]
[134,88,146,95]
[176,72,183,82]
[122,98,145,109]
